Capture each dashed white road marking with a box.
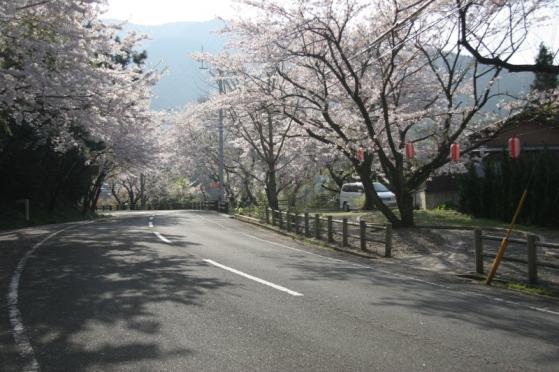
[203,259,303,297]
[200,215,446,289]
[148,217,172,243]
[198,214,559,317]
[154,231,172,244]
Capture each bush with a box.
[458,149,559,227]
[305,192,339,210]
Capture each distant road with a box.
[2,210,559,371]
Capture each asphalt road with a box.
[2,210,559,371]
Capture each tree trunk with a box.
[265,170,279,210]
[390,165,415,228]
[88,172,106,213]
[140,173,146,210]
[397,191,415,227]
[356,160,401,226]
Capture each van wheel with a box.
[343,202,350,212]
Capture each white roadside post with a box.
[16,199,30,221]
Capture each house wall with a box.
[488,121,559,147]
[414,190,460,210]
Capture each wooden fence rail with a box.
[249,208,392,258]
[473,228,559,284]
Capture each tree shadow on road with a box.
[280,259,559,367]
[15,217,230,371]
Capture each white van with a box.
[339,182,397,211]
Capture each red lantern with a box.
[357,147,365,161]
[405,142,415,159]
[508,136,521,159]
[450,143,460,161]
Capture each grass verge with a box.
[461,273,559,298]
[310,208,550,234]
[506,282,559,298]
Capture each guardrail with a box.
[473,228,559,284]
[239,208,392,258]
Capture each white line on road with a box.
[154,231,172,244]
[7,224,84,372]
[149,221,154,228]
[198,214,559,317]
[203,259,304,297]
[199,216,446,289]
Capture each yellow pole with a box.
[485,189,528,285]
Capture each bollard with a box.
[327,216,334,243]
[342,218,348,247]
[286,212,292,232]
[384,223,392,258]
[527,234,538,284]
[314,214,320,239]
[474,229,483,274]
[304,212,310,237]
[360,220,367,251]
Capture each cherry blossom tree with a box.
[222,0,529,227]
[1,0,160,213]
[456,0,559,74]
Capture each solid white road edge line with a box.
[203,259,304,297]
[154,231,172,244]
[199,214,559,317]
[7,225,78,372]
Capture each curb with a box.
[233,214,378,260]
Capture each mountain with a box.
[108,20,534,113]
[114,19,227,111]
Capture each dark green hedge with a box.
[458,149,559,227]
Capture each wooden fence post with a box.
[295,213,300,234]
[272,209,277,226]
[360,220,367,252]
[327,216,333,243]
[527,234,538,284]
[278,210,283,229]
[304,213,310,237]
[342,218,348,247]
[265,208,270,224]
[286,212,292,232]
[314,214,320,239]
[384,223,392,258]
[474,229,483,274]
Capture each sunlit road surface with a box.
[2,210,559,371]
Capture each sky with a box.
[104,0,238,24]
[104,0,557,63]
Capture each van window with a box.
[356,186,364,193]
[342,185,351,192]
[373,182,389,192]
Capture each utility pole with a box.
[217,70,225,203]
[140,173,146,209]
[200,45,225,203]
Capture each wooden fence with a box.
[238,208,393,257]
[473,229,559,284]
